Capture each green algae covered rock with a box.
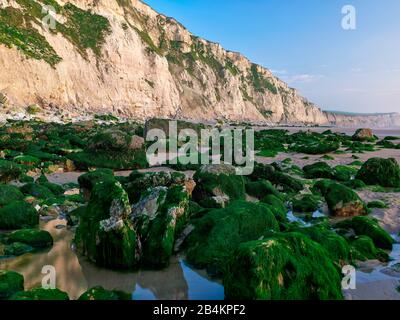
[333,165,358,182]
[0,184,24,206]
[0,160,23,183]
[193,164,245,208]
[139,185,190,268]
[334,216,394,250]
[185,201,279,275]
[292,194,320,213]
[303,162,334,179]
[245,180,281,200]
[350,235,389,262]
[8,229,53,248]
[356,158,400,188]
[10,288,69,300]
[294,225,350,263]
[224,232,343,300]
[343,179,367,190]
[3,242,34,256]
[0,201,38,230]
[260,194,287,222]
[0,270,24,300]
[74,180,140,269]
[367,200,388,209]
[20,183,55,200]
[352,128,375,142]
[78,286,130,300]
[324,183,367,217]
[78,169,115,192]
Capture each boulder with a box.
[3,242,34,256]
[185,201,279,275]
[356,158,400,187]
[0,270,24,300]
[303,162,334,179]
[224,232,343,300]
[78,286,130,300]
[350,236,389,262]
[292,194,320,213]
[352,128,375,142]
[324,183,367,217]
[0,201,38,230]
[74,180,140,269]
[0,184,24,206]
[245,180,281,200]
[334,216,394,250]
[192,164,245,208]
[8,229,53,248]
[137,185,190,268]
[10,288,69,300]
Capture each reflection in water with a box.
[0,218,224,300]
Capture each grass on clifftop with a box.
[0,1,111,66]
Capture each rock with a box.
[0,184,24,206]
[352,128,375,142]
[245,180,281,200]
[292,194,320,213]
[3,242,34,256]
[185,201,279,275]
[77,169,115,200]
[0,160,22,183]
[260,194,287,222]
[223,233,343,300]
[333,165,357,182]
[356,158,400,187]
[64,159,76,172]
[351,236,389,262]
[20,183,55,200]
[8,229,53,248]
[78,286,130,300]
[10,288,69,300]
[343,179,366,190]
[324,183,367,217]
[0,201,38,229]
[303,162,334,179]
[192,165,246,208]
[139,185,190,268]
[0,270,24,300]
[124,171,187,203]
[74,180,140,269]
[334,216,394,250]
[367,200,388,209]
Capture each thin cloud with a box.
[283,74,324,84]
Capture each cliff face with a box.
[0,0,328,123]
[324,112,400,128]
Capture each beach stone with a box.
[352,128,374,141]
[356,158,400,188]
[0,270,24,300]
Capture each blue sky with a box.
[144,0,400,113]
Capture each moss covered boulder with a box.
[350,236,389,262]
[135,185,190,268]
[356,158,400,187]
[10,288,69,300]
[192,164,245,208]
[20,183,55,200]
[185,201,279,275]
[77,169,115,200]
[352,128,375,142]
[245,180,281,200]
[334,216,394,250]
[8,229,53,248]
[333,165,358,182]
[260,194,287,222]
[0,160,23,183]
[303,162,334,179]
[0,201,38,229]
[78,286,130,300]
[0,270,24,300]
[224,232,343,300]
[0,184,24,206]
[324,183,367,217]
[74,180,140,269]
[292,194,320,213]
[3,242,34,256]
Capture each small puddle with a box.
[0,218,224,300]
